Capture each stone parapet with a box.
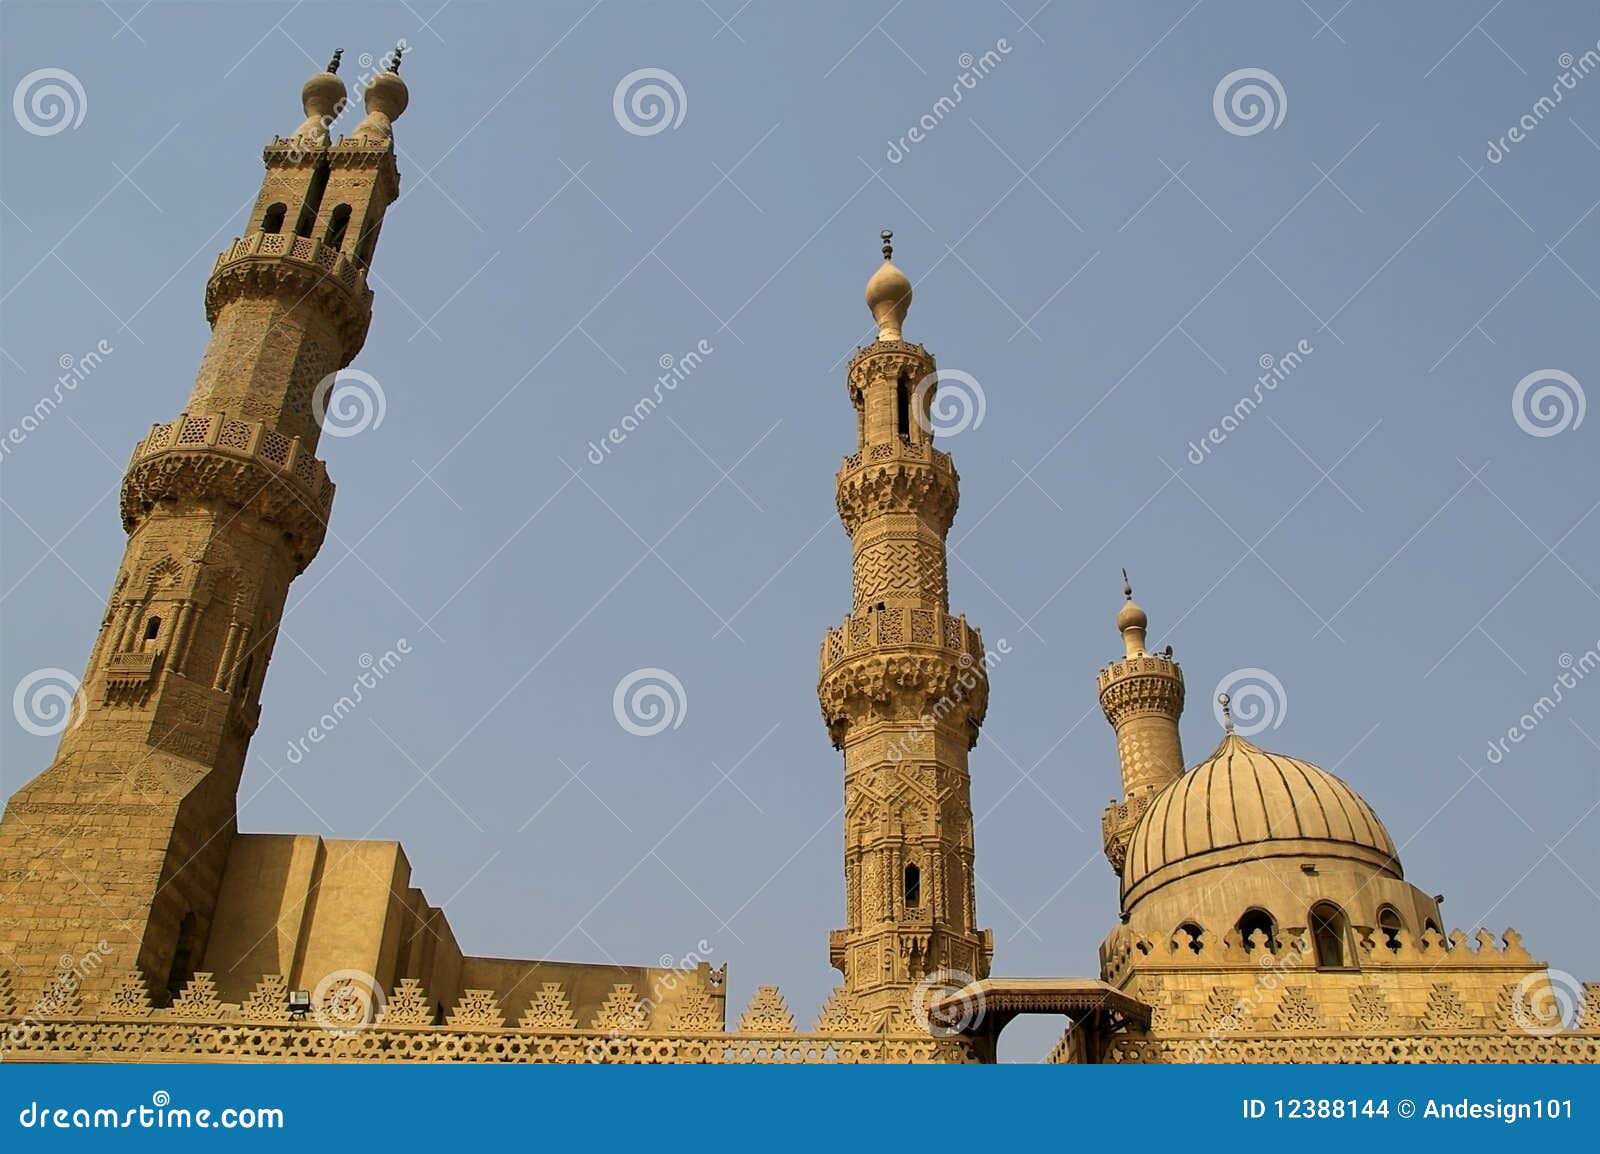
[206,231,373,357]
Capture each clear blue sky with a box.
[3,1,1597,1059]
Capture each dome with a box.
[1121,733,1398,902]
[865,231,912,341]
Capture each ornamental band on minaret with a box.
[818,234,993,1017]
[0,53,408,1010]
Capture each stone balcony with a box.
[210,230,369,297]
[838,437,954,483]
[820,605,982,679]
[205,231,374,352]
[127,411,333,510]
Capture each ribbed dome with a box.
[1122,733,1398,899]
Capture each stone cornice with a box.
[836,445,959,536]
[206,232,374,363]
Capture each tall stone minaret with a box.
[1098,577,1186,873]
[818,233,992,1017]
[0,52,408,1008]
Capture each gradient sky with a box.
[2,0,1597,1059]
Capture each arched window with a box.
[324,204,351,251]
[143,615,162,643]
[894,375,911,440]
[1175,921,1204,955]
[903,863,921,908]
[1423,916,1441,938]
[1310,902,1349,968]
[294,162,330,237]
[1378,905,1404,951]
[166,912,201,1001]
[261,203,287,234]
[1236,907,1276,953]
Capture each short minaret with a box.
[818,234,992,1017]
[1098,575,1185,873]
[0,55,408,1008]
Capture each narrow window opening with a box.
[903,863,921,908]
[1378,906,1404,951]
[294,162,330,237]
[1310,902,1349,968]
[1236,907,1276,953]
[1175,921,1204,955]
[166,912,201,1001]
[895,376,911,440]
[143,616,162,642]
[261,203,287,234]
[324,203,352,251]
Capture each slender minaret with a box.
[1098,575,1186,873]
[0,53,408,1007]
[818,234,992,1017]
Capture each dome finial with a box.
[1116,569,1148,657]
[1218,692,1235,733]
[864,229,912,342]
[327,49,343,74]
[389,42,406,73]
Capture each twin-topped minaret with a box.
[1098,576,1186,872]
[0,53,408,1008]
[818,235,992,1016]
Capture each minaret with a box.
[1098,574,1185,873]
[0,54,408,1007]
[818,233,992,1017]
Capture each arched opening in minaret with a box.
[166,912,202,1002]
[294,161,330,237]
[1310,902,1349,968]
[324,204,351,251]
[1377,905,1404,951]
[142,615,162,645]
[261,203,287,234]
[903,863,921,908]
[894,375,911,441]
[1175,921,1204,954]
[1235,907,1276,953]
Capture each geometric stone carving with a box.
[0,969,15,1016]
[446,989,505,1029]
[1193,987,1247,1036]
[104,971,154,1017]
[170,972,224,1019]
[590,984,648,1034]
[814,986,873,1034]
[670,983,720,1032]
[518,983,577,1031]
[737,986,795,1034]
[238,974,289,1022]
[379,978,433,1026]
[1271,987,1320,1032]
[1420,983,1473,1031]
[1347,984,1391,1032]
